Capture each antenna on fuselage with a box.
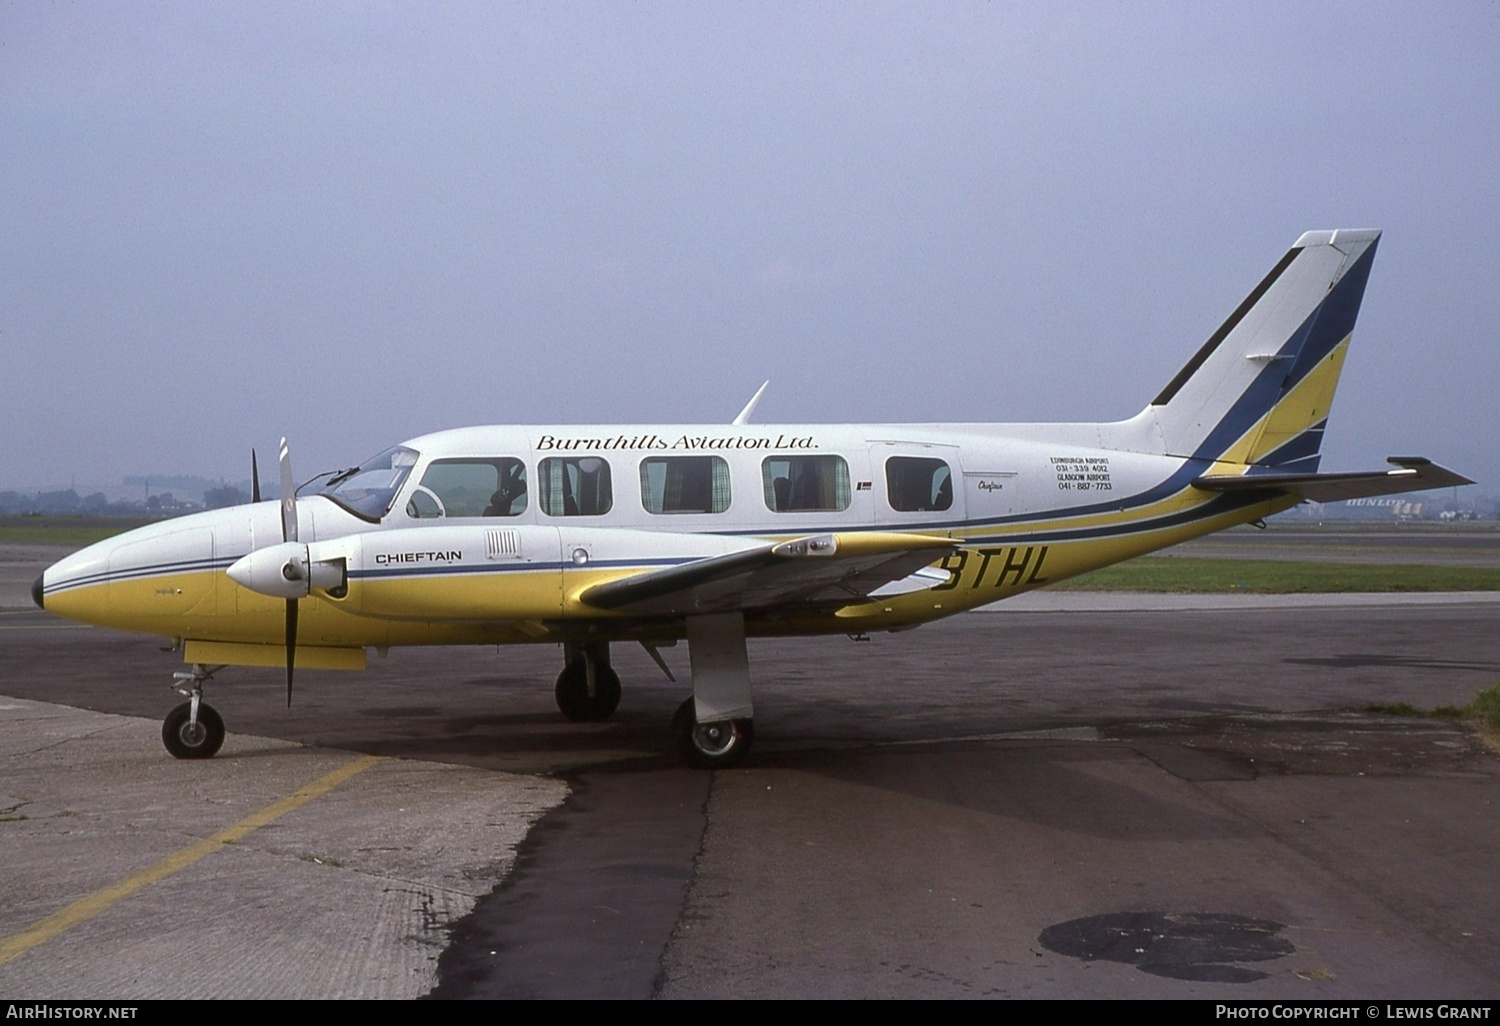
[732,381,770,426]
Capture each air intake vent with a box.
[486,529,521,560]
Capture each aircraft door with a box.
[871,443,966,527]
[487,524,564,619]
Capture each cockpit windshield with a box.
[313,445,419,521]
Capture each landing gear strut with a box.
[673,612,756,768]
[554,642,621,722]
[162,663,226,759]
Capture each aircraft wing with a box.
[1193,457,1473,503]
[577,532,958,617]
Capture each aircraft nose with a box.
[32,573,44,610]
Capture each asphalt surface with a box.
[3,532,1499,998]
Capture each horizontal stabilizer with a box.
[578,532,957,616]
[1192,457,1473,504]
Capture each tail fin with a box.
[1141,229,1380,473]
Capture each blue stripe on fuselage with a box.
[42,555,239,596]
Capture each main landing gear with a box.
[555,614,759,769]
[554,642,621,722]
[162,663,226,759]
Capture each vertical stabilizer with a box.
[1139,229,1380,473]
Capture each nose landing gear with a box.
[162,663,226,759]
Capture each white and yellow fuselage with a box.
[39,420,1299,670]
[39,229,1399,673]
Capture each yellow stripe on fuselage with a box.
[828,489,1295,630]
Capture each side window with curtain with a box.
[538,457,613,516]
[761,455,851,512]
[640,456,731,514]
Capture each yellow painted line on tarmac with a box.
[0,753,383,967]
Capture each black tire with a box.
[671,697,753,769]
[162,701,225,760]
[554,662,622,722]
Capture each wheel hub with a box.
[693,722,736,755]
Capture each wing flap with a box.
[1193,457,1472,503]
[577,532,957,617]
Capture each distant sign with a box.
[1291,497,1430,520]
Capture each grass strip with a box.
[1051,556,1500,593]
[0,524,139,547]
[1368,684,1500,754]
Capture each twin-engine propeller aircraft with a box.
[35,230,1469,767]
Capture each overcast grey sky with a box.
[4,2,1496,493]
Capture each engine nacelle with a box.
[227,542,345,599]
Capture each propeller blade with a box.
[278,438,299,706]
[278,437,297,544]
[251,450,261,504]
[285,597,298,707]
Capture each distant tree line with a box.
[0,484,251,517]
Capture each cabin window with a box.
[885,457,953,512]
[538,457,613,516]
[761,455,851,512]
[640,456,731,514]
[407,458,527,519]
